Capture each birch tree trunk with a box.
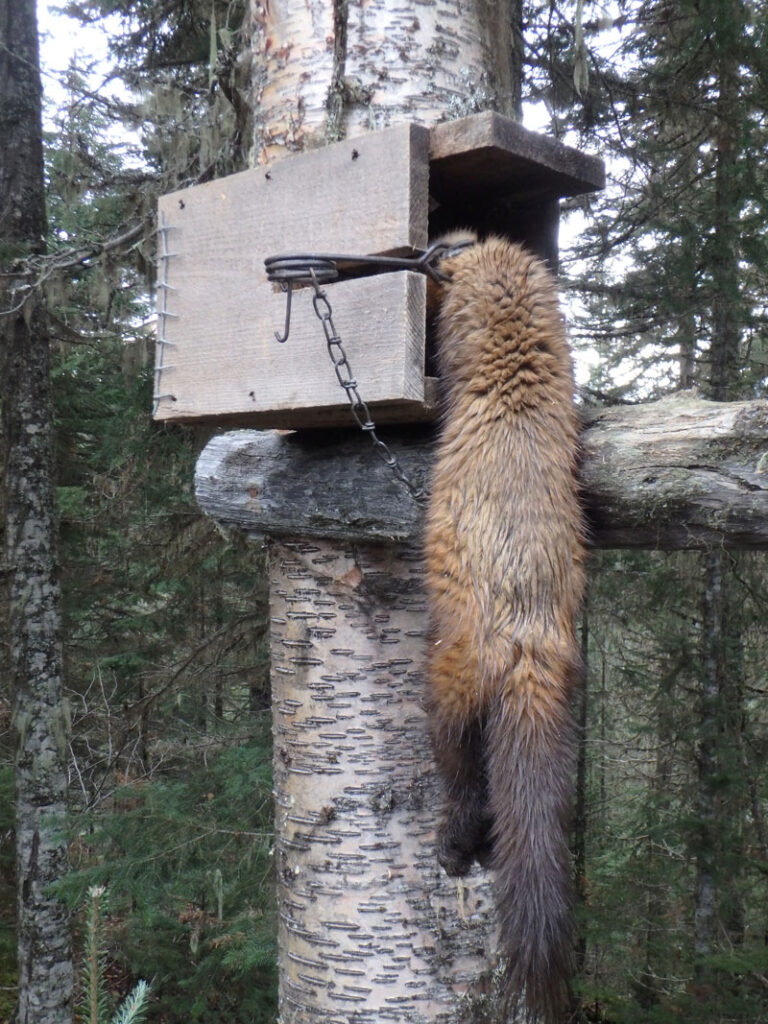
[248,0,521,162]
[0,2,73,1021]
[271,541,495,1022]
[243,1,522,1019]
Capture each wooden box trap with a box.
[153,112,604,429]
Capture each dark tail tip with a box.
[497,902,574,1024]
[501,937,574,1023]
[488,689,578,1024]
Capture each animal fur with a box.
[425,235,586,1023]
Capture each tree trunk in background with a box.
[693,551,722,992]
[708,4,741,407]
[248,0,522,162]
[692,4,744,1005]
[638,660,677,1010]
[573,608,589,978]
[0,2,74,1022]
[675,235,697,390]
[245,1,522,1019]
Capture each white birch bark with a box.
[271,540,496,1022]
[242,2,520,1019]
[247,0,517,163]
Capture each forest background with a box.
[1,0,767,1022]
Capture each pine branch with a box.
[111,980,151,1024]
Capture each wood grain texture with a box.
[429,111,606,204]
[155,125,429,423]
[271,539,497,1022]
[155,112,605,428]
[580,394,768,549]
[195,394,768,550]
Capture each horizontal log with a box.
[194,393,768,549]
[579,395,768,548]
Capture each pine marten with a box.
[425,234,586,1023]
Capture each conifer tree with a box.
[0,2,74,1021]
[24,5,277,1018]
[549,0,768,1017]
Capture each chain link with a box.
[265,241,477,506]
[308,270,426,505]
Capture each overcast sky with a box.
[38,1,114,113]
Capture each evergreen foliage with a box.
[49,281,275,1022]
[557,0,768,400]
[529,2,768,1019]
[79,886,151,1024]
[573,549,768,1021]
[0,3,275,1017]
[0,1,765,1021]
[59,0,251,181]
[80,887,112,1024]
[65,746,276,1022]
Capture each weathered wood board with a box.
[154,112,605,428]
[429,111,605,205]
[159,270,430,428]
[155,124,430,425]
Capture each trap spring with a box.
[263,240,475,503]
[265,240,463,288]
[264,239,474,344]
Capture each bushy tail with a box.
[488,650,578,1024]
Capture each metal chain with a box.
[308,269,426,505]
[265,240,477,504]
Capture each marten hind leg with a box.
[428,643,492,875]
[432,718,492,875]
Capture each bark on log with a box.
[195,393,768,551]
